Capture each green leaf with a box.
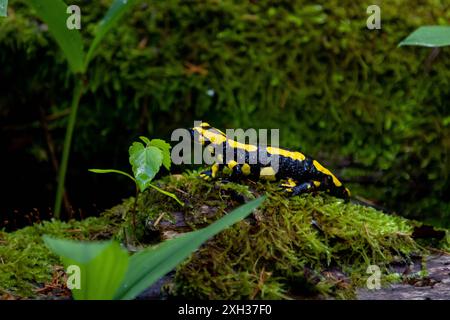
[148,183,184,206]
[85,0,137,68]
[88,168,136,183]
[0,0,8,17]
[28,0,85,73]
[139,136,151,145]
[129,142,163,191]
[399,26,450,47]
[149,139,172,170]
[114,196,266,300]
[43,236,129,300]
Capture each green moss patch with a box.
[136,172,449,299]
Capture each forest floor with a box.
[1,172,449,300]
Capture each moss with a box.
[1,173,448,299]
[0,204,125,298]
[136,172,443,299]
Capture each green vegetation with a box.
[43,196,264,300]
[90,136,182,237]
[399,26,450,47]
[1,1,450,301]
[1,0,449,223]
[1,173,449,299]
[90,136,181,206]
[0,208,124,297]
[25,0,138,218]
[0,0,8,17]
[140,173,443,299]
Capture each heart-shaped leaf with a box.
[129,142,163,192]
[149,139,172,170]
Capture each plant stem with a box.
[131,186,139,237]
[53,79,85,219]
[39,106,72,217]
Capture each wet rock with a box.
[357,254,450,300]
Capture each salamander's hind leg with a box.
[281,179,321,196]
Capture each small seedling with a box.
[90,137,183,235]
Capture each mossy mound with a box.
[135,172,449,299]
[0,205,125,298]
[1,172,448,299]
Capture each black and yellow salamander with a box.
[190,122,351,200]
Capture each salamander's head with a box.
[332,186,351,201]
[190,122,227,146]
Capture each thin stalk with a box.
[53,79,85,219]
[131,185,139,236]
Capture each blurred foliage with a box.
[1,0,450,224]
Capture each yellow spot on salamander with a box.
[260,167,276,181]
[242,163,251,175]
[312,160,342,187]
[266,147,306,161]
[227,160,238,170]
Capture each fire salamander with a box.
[190,122,351,200]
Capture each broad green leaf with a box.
[85,0,137,68]
[28,0,85,73]
[0,0,8,17]
[148,183,184,206]
[149,139,172,170]
[88,168,136,183]
[399,26,450,47]
[115,196,266,300]
[43,237,129,300]
[129,142,163,191]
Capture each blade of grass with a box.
[28,0,85,73]
[85,0,137,68]
[399,26,450,47]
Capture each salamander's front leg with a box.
[224,160,245,181]
[200,163,221,181]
